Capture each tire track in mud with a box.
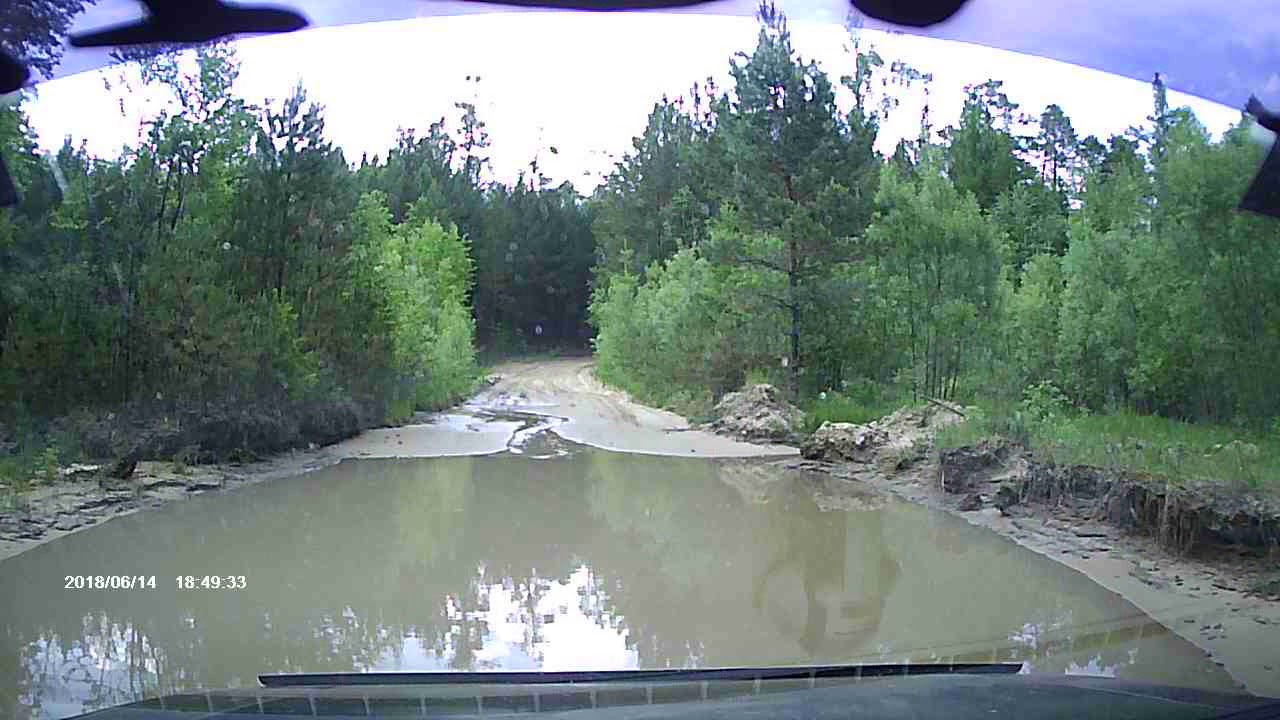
[462,358,796,458]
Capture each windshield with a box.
[1,3,1278,719]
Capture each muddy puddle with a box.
[0,438,1238,719]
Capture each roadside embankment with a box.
[763,403,1280,696]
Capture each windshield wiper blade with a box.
[259,663,1021,688]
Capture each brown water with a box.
[0,444,1235,719]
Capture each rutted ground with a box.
[338,357,798,459]
[472,357,799,457]
[0,358,795,562]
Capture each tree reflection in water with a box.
[750,486,900,659]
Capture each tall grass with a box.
[799,384,907,433]
[0,442,65,506]
[593,362,716,423]
[1036,413,1279,489]
[938,405,1280,492]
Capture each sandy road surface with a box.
[337,357,798,458]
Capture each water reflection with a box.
[0,446,1235,718]
[752,492,900,658]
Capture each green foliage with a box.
[591,95,716,278]
[590,246,758,415]
[34,446,60,486]
[935,402,1028,449]
[865,153,1003,401]
[0,426,67,500]
[1033,104,1080,196]
[939,402,1280,491]
[0,44,484,463]
[1006,254,1063,391]
[588,43,1280,498]
[800,387,902,433]
[342,193,479,419]
[992,183,1068,274]
[1054,219,1138,410]
[478,180,595,349]
[592,2,889,401]
[0,0,88,80]
[1038,413,1279,491]
[944,80,1035,211]
[1019,380,1076,425]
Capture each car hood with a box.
[69,671,1272,720]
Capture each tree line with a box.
[590,4,1280,430]
[3,3,1278,469]
[0,44,594,464]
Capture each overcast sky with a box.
[20,12,1242,191]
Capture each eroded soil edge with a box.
[782,405,1280,696]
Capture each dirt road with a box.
[337,357,799,458]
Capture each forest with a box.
[0,41,594,474]
[587,6,1280,481]
[2,3,1279,486]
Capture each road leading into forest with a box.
[333,357,800,459]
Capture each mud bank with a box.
[0,393,432,564]
[46,396,380,467]
[783,406,1280,697]
[0,451,344,563]
[945,444,1280,554]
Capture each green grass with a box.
[800,392,904,433]
[1037,413,1280,489]
[0,443,62,506]
[938,406,1280,492]
[591,362,716,423]
[936,414,998,450]
[935,400,1026,449]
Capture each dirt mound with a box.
[877,403,967,436]
[800,403,967,466]
[937,440,1018,492]
[706,384,803,443]
[800,422,887,462]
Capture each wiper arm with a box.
[260,662,1021,688]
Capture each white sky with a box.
[21,12,1241,192]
